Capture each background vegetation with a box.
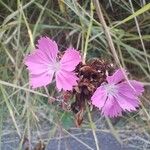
[0,0,150,149]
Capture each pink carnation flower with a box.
[25,36,81,91]
[91,69,144,118]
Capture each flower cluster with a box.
[25,36,144,118]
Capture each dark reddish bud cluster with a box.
[63,58,115,126]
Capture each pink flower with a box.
[25,36,81,91]
[91,69,144,118]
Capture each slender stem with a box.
[86,103,100,150]
[92,0,135,88]
[105,117,122,144]
[83,1,94,63]
[0,80,48,98]
[129,0,150,73]
[20,1,34,49]
[92,0,120,65]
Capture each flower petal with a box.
[55,70,78,91]
[118,80,144,97]
[107,69,127,84]
[127,80,144,95]
[37,37,58,61]
[60,48,81,71]
[115,93,139,111]
[25,49,53,74]
[101,96,122,118]
[91,86,107,109]
[30,72,54,88]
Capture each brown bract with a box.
[71,58,115,126]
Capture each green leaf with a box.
[113,3,150,27]
[61,112,74,129]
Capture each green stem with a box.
[86,103,100,150]
[83,1,94,63]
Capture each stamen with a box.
[48,61,61,73]
[104,84,117,96]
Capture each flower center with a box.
[53,61,60,72]
[104,84,118,96]
[48,61,61,73]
